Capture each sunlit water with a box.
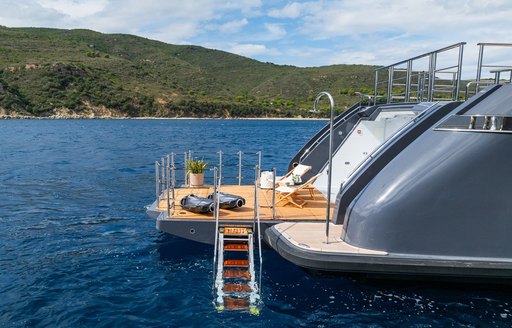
[1,119,511,327]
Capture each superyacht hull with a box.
[265,223,512,282]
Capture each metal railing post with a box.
[387,67,394,103]
[427,53,437,101]
[160,157,165,198]
[257,151,262,172]
[256,151,262,188]
[253,166,258,231]
[476,43,484,85]
[272,168,276,220]
[238,151,243,185]
[184,152,188,187]
[155,161,160,202]
[218,151,223,186]
[166,154,170,217]
[373,70,379,105]
[455,43,464,100]
[405,60,412,102]
[171,152,175,212]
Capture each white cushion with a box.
[292,164,311,176]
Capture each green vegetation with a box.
[186,159,208,174]
[0,27,380,118]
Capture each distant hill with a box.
[0,27,379,118]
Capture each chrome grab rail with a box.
[312,92,335,243]
[464,80,495,100]
[253,165,263,300]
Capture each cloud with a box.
[263,23,286,40]
[38,0,108,19]
[0,0,263,43]
[228,43,280,57]
[215,18,248,33]
[294,0,512,40]
[1,0,512,69]
[268,2,304,18]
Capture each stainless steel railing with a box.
[374,42,465,105]
[153,150,264,218]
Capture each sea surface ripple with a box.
[1,119,511,327]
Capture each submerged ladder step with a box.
[224,259,249,267]
[223,297,250,310]
[223,237,249,242]
[222,227,252,236]
[224,269,251,280]
[223,283,252,293]
[224,244,248,251]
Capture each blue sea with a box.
[1,119,511,327]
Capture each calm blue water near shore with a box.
[1,119,511,327]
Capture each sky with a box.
[1,0,512,75]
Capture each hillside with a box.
[0,27,379,118]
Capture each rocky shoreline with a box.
[0,106,324,120]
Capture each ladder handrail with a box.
[212,167,221,293]
[254,165,263,300]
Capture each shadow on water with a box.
[304,268,512,290]
[154,233,212,262]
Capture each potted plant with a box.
[186,159,209,187]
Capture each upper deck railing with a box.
[465,43,512,98]
[374,42,465,105]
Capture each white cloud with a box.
[216,18,248,33]
[263,23,286,40]
[268,2,304,18]
[295,0,512,40]
[38,0,108,19]
[228,43,280,57]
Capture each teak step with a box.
[224,269,251,280]
[223,297,250,310]
[224,244,248,251]
[222,227,251,236]
[223,283,252,293]
[224,259,249,267]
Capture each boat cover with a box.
[180,194,214,213]
[208,192,245,209]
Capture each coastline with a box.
[0,115,328,121]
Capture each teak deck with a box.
[157,185,332,221]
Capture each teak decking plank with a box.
[157,185,332,222]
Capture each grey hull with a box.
[265,226,512,281]
[147,200,277,245]
[156,217,275,245]
[339,84,512,259]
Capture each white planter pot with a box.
[189,173,205,187]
